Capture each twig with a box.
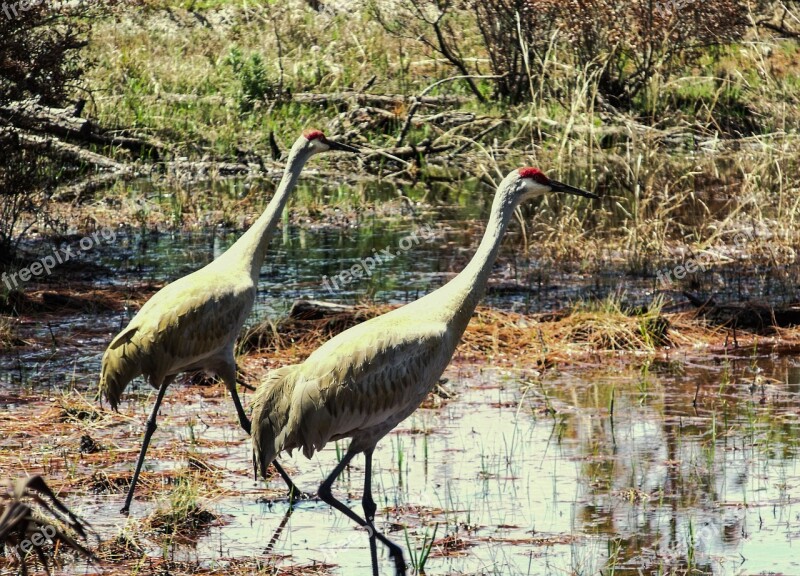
[396,97,421,147]
[450,121,507,156]
[396,75,504,147]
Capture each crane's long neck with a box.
[437,177,520,336]
[219,143,312,282]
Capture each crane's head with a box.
[301,128,360,155]
[514,167,598,202]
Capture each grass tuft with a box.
[146,474,219,536]
[556,296,670,351]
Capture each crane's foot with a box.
[271,460,311,504]
[287,487,314,505]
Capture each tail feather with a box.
[252,365,298,479]
[98,326,144,410]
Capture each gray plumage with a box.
[100,276,253,411]
[99,130,359,514]
[253,319,448,477]
[251,167,597,576]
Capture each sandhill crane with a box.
[251,168,598,575]
[100,129,359,514]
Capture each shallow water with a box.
[3,179,800,575]
[34,355,800,576]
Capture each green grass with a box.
[86,3,799,156]
[39,1,790,284]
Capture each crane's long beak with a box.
[550,179,599,199]
[325,138,360,154]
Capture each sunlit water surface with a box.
[2,180,800,575]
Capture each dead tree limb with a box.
[0,100,164,159]
[757,19,800,39]
[365,142,455,162]
[13,130,129,172]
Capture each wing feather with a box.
[99,272,254,406]
[288,317,450,456]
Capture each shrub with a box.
[377,0,750,108]
[0,2,90,105]
[226,46,282,111]
[0,2,103,260]
[0,133,54,262]
[369,0,488,101]
[564,0,745,108]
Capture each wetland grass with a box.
[0,476,95,575]
[3,3,800,574]
[72,1,800,280]
[0,0,797,309]
[0,315,15,350]
[146,474,219,537]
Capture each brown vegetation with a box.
[240,297,797,370]
[377,0,750,106]
[0,476,95,575]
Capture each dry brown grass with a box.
[4,289,800,575]
[240,297,795,377]
[241,300,391,363]
[0,315,14,350]
[0,476,95,575]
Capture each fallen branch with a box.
[143,91,467,109]
[0,100,164,160]
[395,74,504,143]
[13,129,129,172]
[5,126,145,203]
[53,172,135,203]
[450,120,507,156]
[757,19,800,40]
[163,160,265,180]
[365,142,455,162]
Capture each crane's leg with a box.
[121,375,173,515]
[271,460,309,504]
[229,384,252,434]
[221,360,307,502]
[235,367,256,392]
[362,449,379,576]
[318,447,406,576]
[218,361,252,435]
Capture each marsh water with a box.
[2,179,800,575]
